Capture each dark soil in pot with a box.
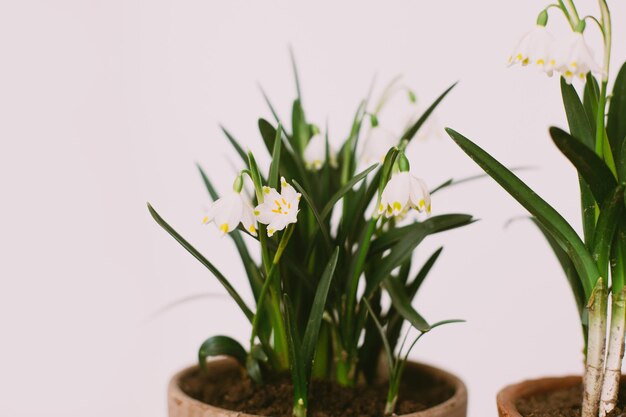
[179,364,454,417]
[516,383,626,417]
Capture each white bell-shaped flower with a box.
[254,177,301,237]
[304,133,336,171]
[203,190,258,236]
[360,126,399,165]
[378,171,431,218]
[508,25,557,76]
[556,32,602,84]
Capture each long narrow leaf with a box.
[220,125,248,162]
[370,214,474,255]
[550,127,616,204]
[592,185,624,279]
[446,128,599,298]
[561,78,594,149]
[320,163,378,220]
[607,62,626,160]
[292,180,333,251]
[400,82,456,143]
[302,248,339,378]
[283,294,307,400]
[147,204,254,321]
[268,124,282,188]
[366,215,472,295]
[383,275,430,332]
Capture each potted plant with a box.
[149,56,473,417]
[446,1,626,416]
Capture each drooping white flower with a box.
[254,177,301,237]
[304,133,336,171]
[378,171,431,218]
[360,127,399,165]
[556,32,602,84]
[203,190,258,236]
[508,25,557,76]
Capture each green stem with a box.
[249,225,295,371]
[563,0,581,27]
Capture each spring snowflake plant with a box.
[449,1,626,417]
[148,57,474,417]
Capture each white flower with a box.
[556,32,602,84]
[508,25,557,76]
[254,177,301,237]
[378,172,431,218]
[203,191,258,236]
[360,127,399,165]
[304,133,336,171]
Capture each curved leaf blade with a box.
[199,335,247,370]
[147,204,254,321]
[446,127,599,298]
[608,62,626,161]
[383,275,430,332]
[550,126,616,203]
[401,82,456,143]
[302,247,339,378]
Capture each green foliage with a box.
[149,59,470,416]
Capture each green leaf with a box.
[406,247,443,297]
[268,124,283,188]
[550,126,616,204]
[446,127,599,298]
[607,62,626,163]
[258,85,284,128]
[366,215,472,296]
[560,77,594,149]
[220,125,248,162]
[377,147,400,201]
[198,335,247,370]
[369,214,474,255]
[400,82,456,143]
[320,163,378,221]
[583,74,600,135]
[283,294,307,400]
[302,247,339,378]
[289,46,302,102]
[147,204,254,321]
[592,185,625,280]
[383,275,430,332]
[291,99,308,155]
[292,180,333,251]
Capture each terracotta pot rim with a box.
[168,359,467,417]
[496,375,583,417]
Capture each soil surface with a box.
[180,365,454,417]
[516,383,626,417]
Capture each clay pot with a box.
[168,358,468,417]
[496,376,582,417]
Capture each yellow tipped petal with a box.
[219,223,229,233]
[263,186,270,194]
[392,201,402,212]
[267,228,275,237]
[249,225,256,234]
[202,216,209,224]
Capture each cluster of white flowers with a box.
[204,176,301,237]
[508,25,602,83]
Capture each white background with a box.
[1,1,625,416]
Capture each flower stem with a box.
[582,278,608,417]
[599,289,626,417]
